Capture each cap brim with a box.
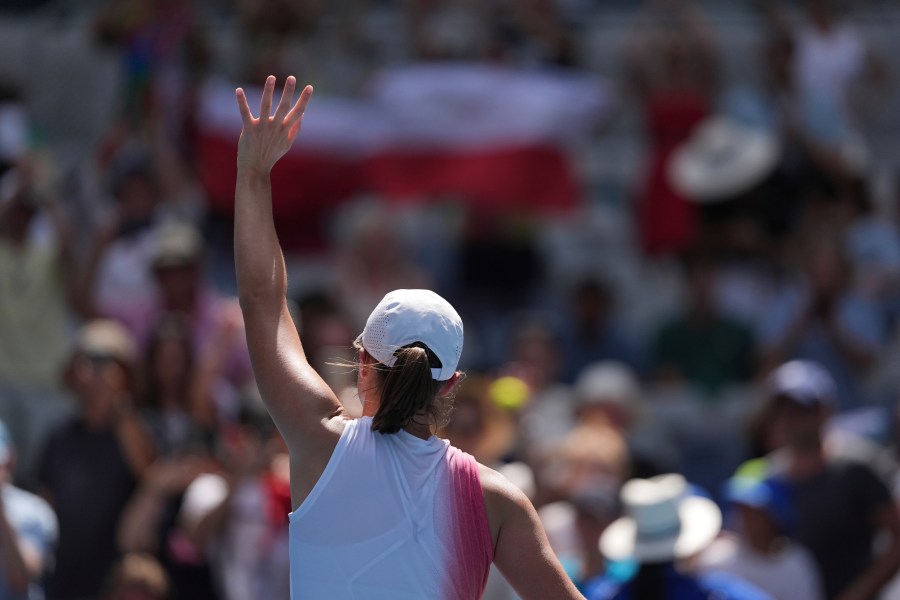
[599,497,722,562]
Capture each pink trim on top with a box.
[444,446,493,599]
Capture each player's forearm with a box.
[234,166,287,309]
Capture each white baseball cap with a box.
[356,289,463,381]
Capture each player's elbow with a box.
[238,286,282,315]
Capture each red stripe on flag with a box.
[363,145,578,213]
[196,131,365,250]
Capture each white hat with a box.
[151,221,204,269]
[356,289,463,381]
[767,360,837,408]
[574,361,640,410]
[669,116,780,203]
[599,474,721,563]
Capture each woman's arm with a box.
[233,76,347,506]
[480,465,585,600]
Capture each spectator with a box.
[79,157,161,320]
[698,476,824,600]
[759,241,883,408]
[101,553,172,600]
[93,0,207,144]
[539,422,630,590]
[0,165,77,482]
[179,410,291,600]
[584,473,772,600]
[334,203,431,332]
[406,0,491,60]
[652,253,755,396]
[509,319,575,462]
[753,360,900,599]
[119,316,227,599]
[37,320,156,600]
[573,361,673,479]
[790,0,885,164]
[0,418,57,599]
[116,455,218,600]
[625,0,718,256]
[138,315,221,457]
[84,220,252,387]
[558,279,645,383]
[499,0,578,67]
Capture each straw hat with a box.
[599,474,721,563]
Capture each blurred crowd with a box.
[3,0,900,599]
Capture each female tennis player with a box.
[234,76,584,599]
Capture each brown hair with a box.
[140,314,195,410]
[365,343,455,434]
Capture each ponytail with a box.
[370,344,449,434]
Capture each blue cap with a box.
[725,476,795,534]
[768,360,836,408]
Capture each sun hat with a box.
[767,360,836,408]
[356,289,463,381]
[151,222,204,270]
[599,474,722,563]
[75,320,138,367]
[669,116,780,203]
[724,476,795,535]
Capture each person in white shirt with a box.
[698,476,824,600]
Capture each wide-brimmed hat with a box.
[669,116,780,203]
[74,320,137,367]
[599,474,721,563]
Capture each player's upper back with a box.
[289,416,493,600]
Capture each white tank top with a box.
[289,416,493,599]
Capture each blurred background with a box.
[5,0,900,599]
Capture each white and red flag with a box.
[195,64,613,248]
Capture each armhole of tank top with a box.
[288,418,357,522]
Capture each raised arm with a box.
[234,76,347,504]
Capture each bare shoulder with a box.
[478,464,527,504]
[477,463,532,548]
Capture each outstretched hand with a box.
[235,75,313,175]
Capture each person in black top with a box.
[37,320,155,600]
[763,360,900,600]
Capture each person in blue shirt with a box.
[584,473,772,600]
[0,419,57,600]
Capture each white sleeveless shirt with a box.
[289,416,493,599]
